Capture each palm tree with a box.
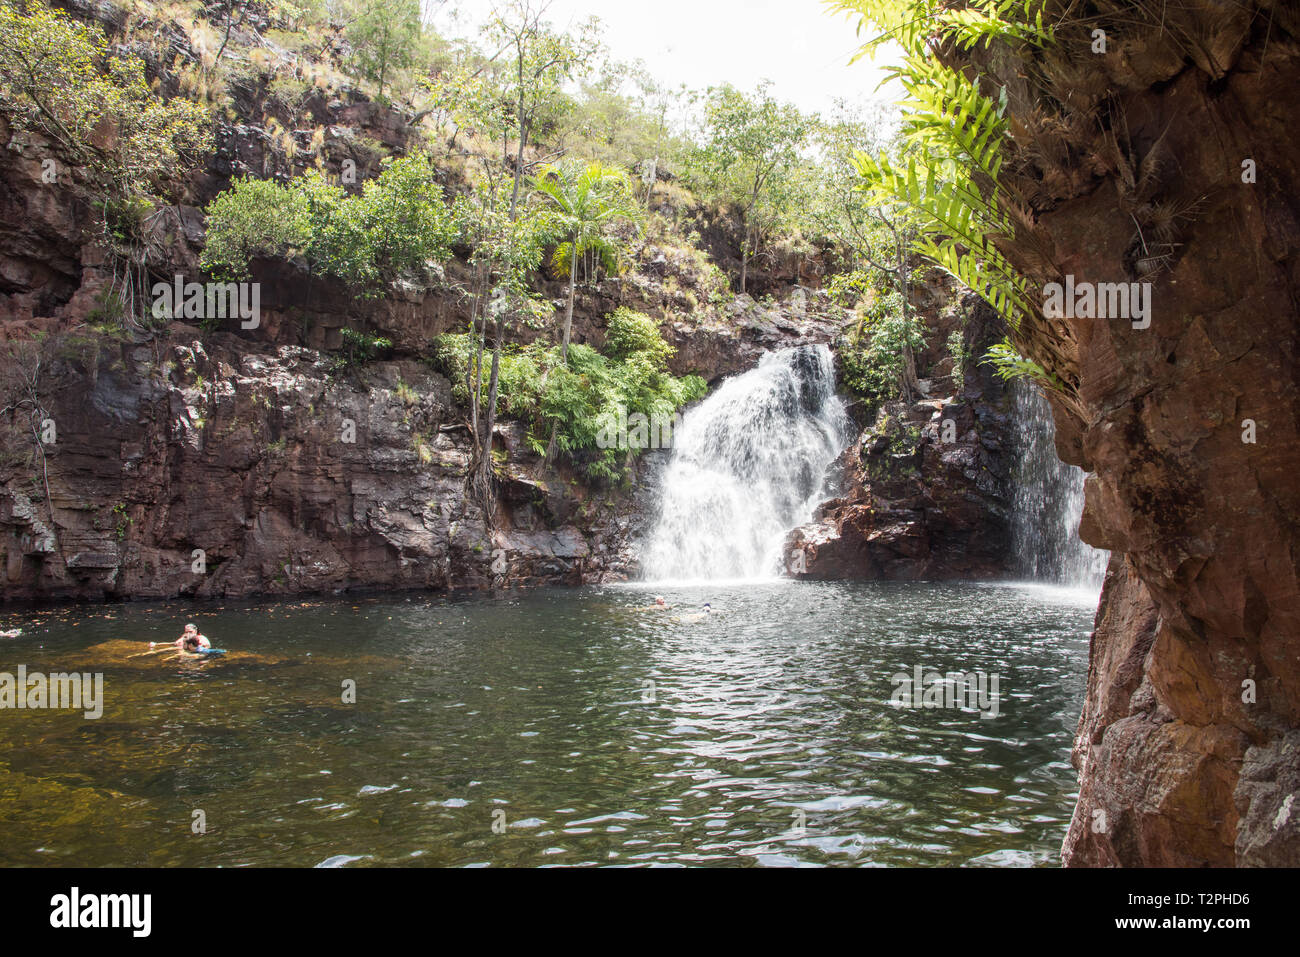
[531,161,640,362]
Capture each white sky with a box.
[431,0,901,117]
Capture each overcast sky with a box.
[431,0,900,117]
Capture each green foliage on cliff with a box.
[985,338,1062,390]
[200,155,458,292]
[344,0,422,102]
[0,0,210,327]
[335,328,394,372]
[947,328,969,392]
[0,0,210,199]
[683,82,814,293]
[538,343,705,480]
[838,289,927,416]
[533,162,640,279]
[531,161,641,359]
[434,310,705,482]
[604,308,674,367]
[198,177,313,275]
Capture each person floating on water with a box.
[672,603,713,624]
[150,623,211,653]
[632,597,714,620]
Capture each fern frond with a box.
[840,0,1060,334]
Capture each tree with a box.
[530,161,639,361]
[452,180,553,509]
[346,0,423,101]
[210,0,250,65]
[428,2,598,505]
[826,0,1040,389]
[529,160,638,470]
[482,0,601,217]
[0,336,65,560]
[802,100,923,399]
[420,37,514,154]
[636,76,683,214]
[422,0,598,505]
[688,82,812,293]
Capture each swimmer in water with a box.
[672,603,713,624]
[150,623,212,653]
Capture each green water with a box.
[0,581,1096,867]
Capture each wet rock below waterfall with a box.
[787,388,1015,582]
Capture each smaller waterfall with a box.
[642,345,849,582]
[1011,383,1109,588]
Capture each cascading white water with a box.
[642,345,849,582]
[1010,382,1109,588]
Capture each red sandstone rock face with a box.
[0,332,653,600]
[789,390,1014,582]
[975,8,1300,865]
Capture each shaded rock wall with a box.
[0,331,643,600]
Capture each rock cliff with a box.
[967,2,1300,866]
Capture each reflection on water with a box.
[0,582,1094,867]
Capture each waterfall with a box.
[641,345,849,582]
[1010,382,1109,588]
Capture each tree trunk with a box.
[561,241,578,361]
[509,50,527,219]
[214,8,237,65]
[740,230,750,295]
[541,421,559,472]
[467,261,489,445]
[510,121,527,217]
[474,315,505,518]
[896,240,919,400]
[376,22,391,100]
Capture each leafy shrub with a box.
[947,328,968,391]
[984,338,1063,391]
[334,328,392,371]
[838,289,925,416]
[539,344,705,480]
[0,0,210,199]
[200,177,313,278]
[827,268,874,308]
[0,0,210,327]
[603,308,673,367]
[434,317,705,482]
[267,74,313,110]
[359,154,459,278]
[200,155,457,293]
